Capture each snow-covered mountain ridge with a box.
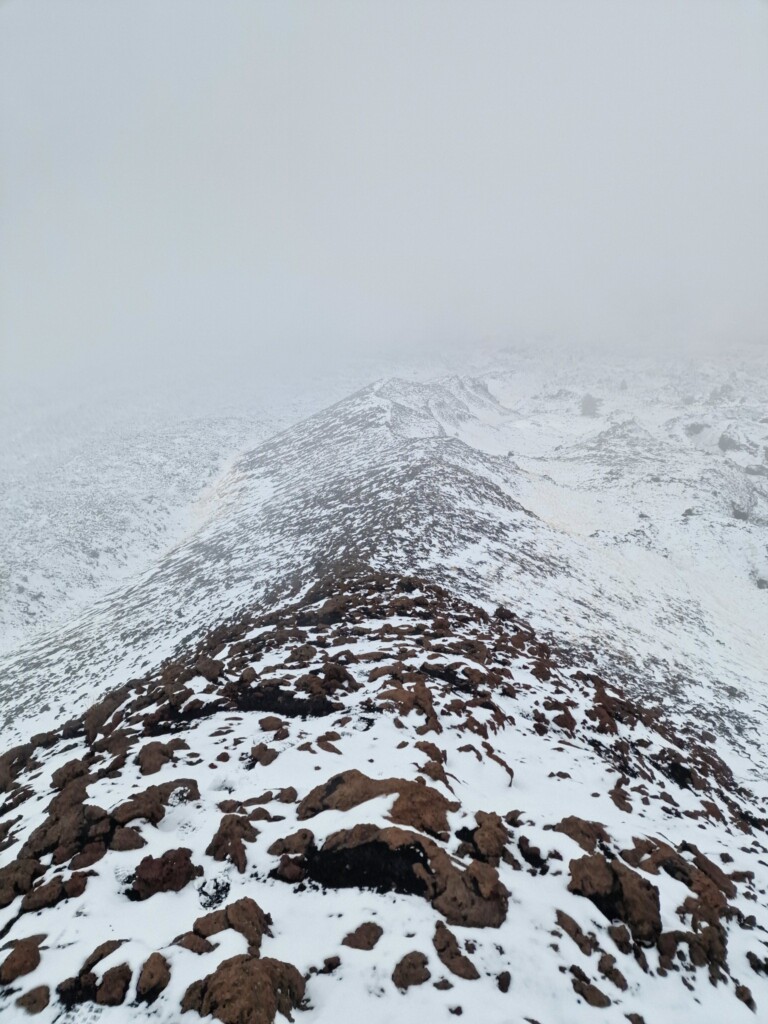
[1,351,765,764]
[1,573,767,1023]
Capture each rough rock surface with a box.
[128,847,202,901]
[181,955,305,1024]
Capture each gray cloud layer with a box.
[2,0,767,381]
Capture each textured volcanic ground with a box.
[1,572,767,1023]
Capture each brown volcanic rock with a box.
[553,816,610,854]
[57,972,98,1008]
[112,778,200,827]
[250,743,279,767]
[306,823,508,928]
[226,897,274,950]
[392,951,431,990]
[259,716,285,732]
[0,935,44,984]
[206,814,258,873]
[196,656,224,682]
[0,860,44,909]
[342,922,383,950]
[50,758,89,791]
[21,872,89,913]
[463,811,509,865]
[267,829,314,858]
[109,826,146,852]
[136,739,189,776]
[193,908,228,938]
[433,922,480,980]
[95,963,132,1006]
[0,858,43,909]
[568,854,661,947]
[15,985,49,1014]
[181,954,305,1024]
[81,940,125,975]
[136,952,170,1004]
[19,778,99,865]
[555,910,598,956]
[570,965,611,1008]
[192,897,273,952]
[128,847,202,901]
[297,769,459,840]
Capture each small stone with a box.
[342,922,383,951]
[392,951,431,990]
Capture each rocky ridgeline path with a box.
[1,573,767,1023]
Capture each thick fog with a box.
[1,0,767,391]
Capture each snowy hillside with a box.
[1,574,766,1023]
[1,349,765,767]
[0,347,766,1024]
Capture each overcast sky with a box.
[1,0,767,382]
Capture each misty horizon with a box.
[2,0,767,385]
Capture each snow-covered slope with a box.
[2,350,765,766]
[1,574,766,1023]
[0,354,428,654]
[1,347,766,1023]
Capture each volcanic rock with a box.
[128,847,202,901]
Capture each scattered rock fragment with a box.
[393,951,431,990]
[342,922,383,950]
[433,921,480,979]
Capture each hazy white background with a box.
[1,0,767,392]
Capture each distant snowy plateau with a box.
[1,347,767,1023]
